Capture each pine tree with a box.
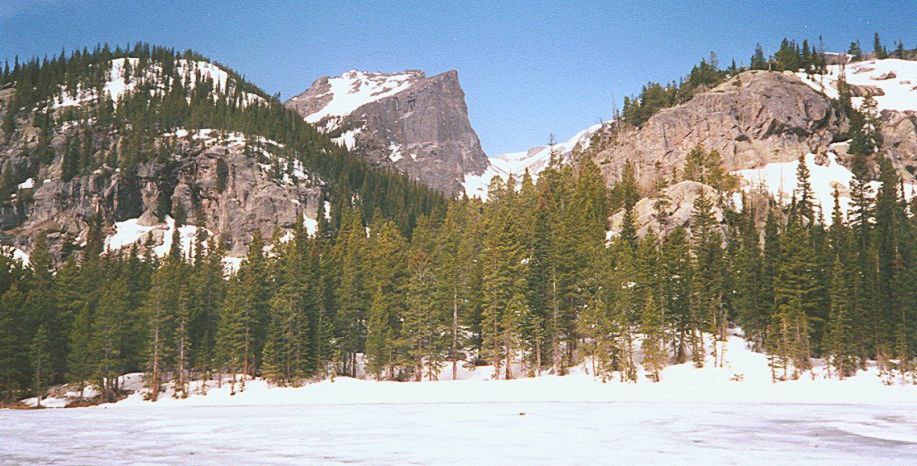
[172,284,192,397]
[577,277,613,381]
[873,32,887,59]
[217,275,253,394]
[0,285,24,402]
[436,202,471,379]
[29,325,51,407]
[480,195,528,379]
[661,226,692,363]
[365,284,392,380]
[751,43,767,70]
[615,161,640,249]
[2,95,16,142]
[690,187,724,366]
[93,275,128,400]
[260,320,283,384]
[334,210,370,377]
[610,240,638,382]
[640,293,666,382]
[827,255,857,378]
[848,40,863,61]
[683,145,736,191]
[652,161,672,227]
[67,303,93,398]
[734,202,765,350]
[770,217,815,378]
[143,262,176,401]
[794,153,815,225]
[849,96,881,157]
[401,216,443,381]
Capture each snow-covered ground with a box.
[4,330,915,463]
[86,330,913,408]
[735,149,916,222]
[105,215,202,258]
[795,58,917,112]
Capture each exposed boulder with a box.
[880,110,917,181]
[608,181,726,237]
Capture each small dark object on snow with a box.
[519,412,526,416]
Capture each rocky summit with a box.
[286,69,489,196]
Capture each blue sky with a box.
[1,1,914,155]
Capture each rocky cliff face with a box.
[286,70,488,196]
[1,117,321,259]
[0,55,326,261]
[591,70,845,190]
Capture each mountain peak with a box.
[287,69,425,126]
[286,68,488,195]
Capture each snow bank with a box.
[12,248,30,266]
[16,178,34,190]
[735,151,915,223]
[90,328,917,411]
[795,58,917,112]
[331,128,361,150]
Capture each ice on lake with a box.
[2,401,916,464]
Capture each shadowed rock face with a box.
[287,70,488,196]
[593,70,845,190]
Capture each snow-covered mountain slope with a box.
[795,58,917,112]
[735,147,916,224]
[54,58,264,109]
[463,124,603,199]
[292,70,422,128]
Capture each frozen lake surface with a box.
[2,401,916,464]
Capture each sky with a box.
[1,0,914,155]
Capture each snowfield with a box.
[89,330,917,408]
[3,330,915,464]
[735,150,916,222]
[304,70,422,126]
[796,58,917,112]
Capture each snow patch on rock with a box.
[17,178,34,190]
[305,70,421,125]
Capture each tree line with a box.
[2,137,915,403]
